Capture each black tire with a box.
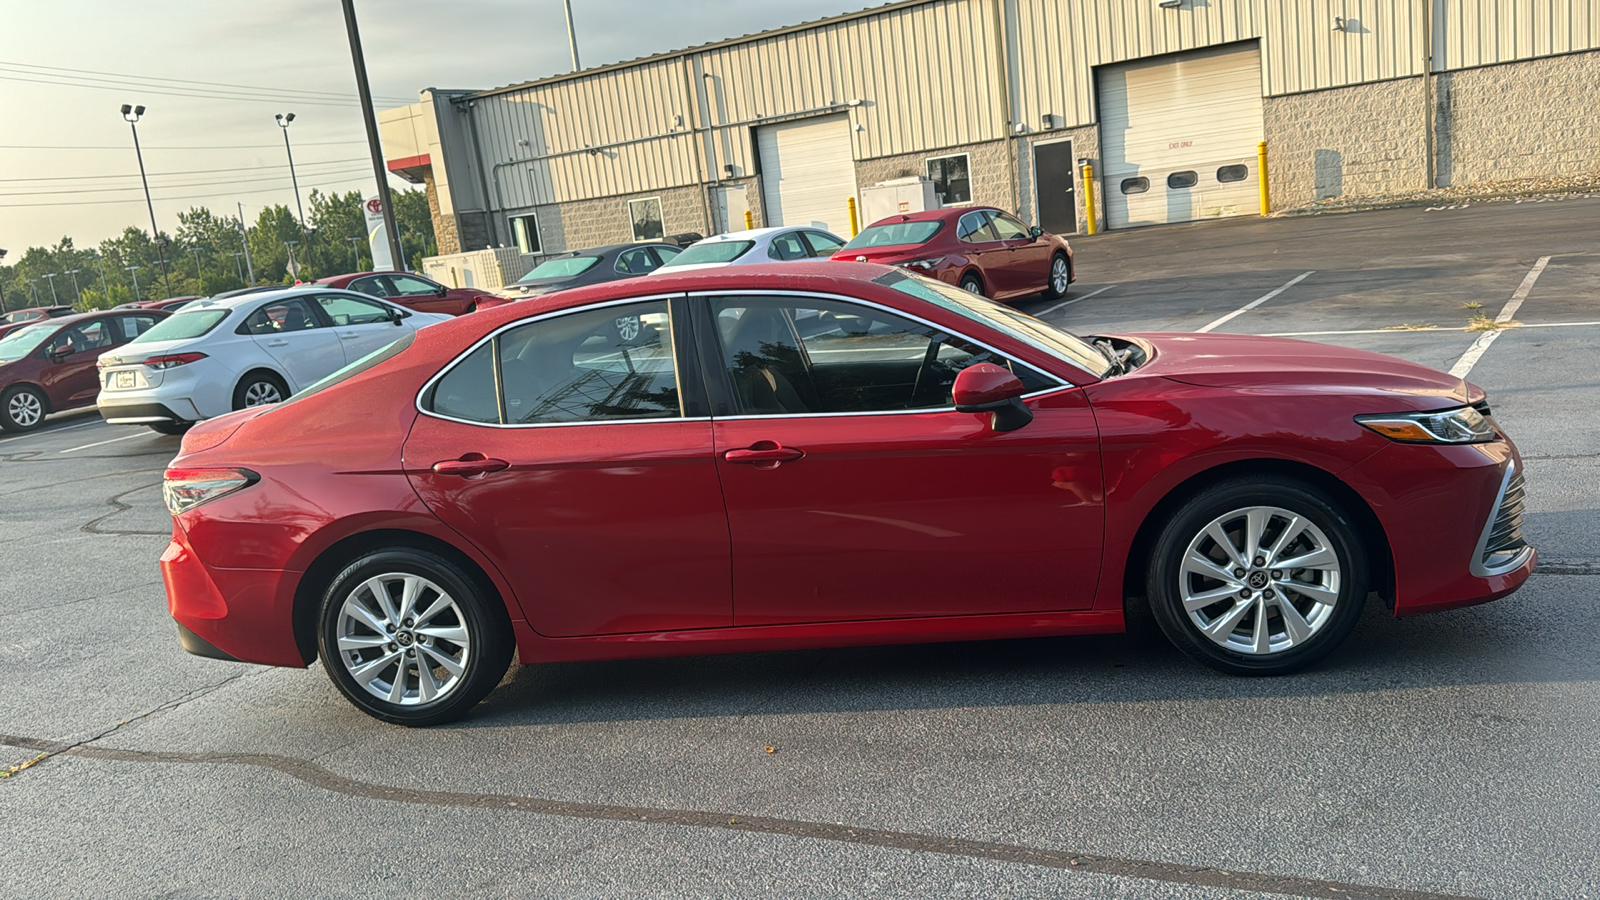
[1146,476,1368,676]
[0,384,48,433]
[317,548,513,726]
[959,273,985,297]
[1042,252,1072,300]
[147,421,190,436]
[232,371,289,411]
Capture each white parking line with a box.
[1197,271,1315,333]
[1449,255,1552,378]
[0,417,106,446]
[59,432,146,454]
[1266,320,1600,338]
[1036,284,1116,319]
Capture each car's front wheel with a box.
[0,384,47,432]
[959,273,985,297]
[317,549,513,726]
[1042,252,1071,300]
[1146,477,1368,675]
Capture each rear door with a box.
[237,297,345,390]
[955,211,1005,290]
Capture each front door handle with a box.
[724,442,804,467]
[432,454,510,477]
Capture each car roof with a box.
[693,226,821,242]
[314,270,425,287]
[869,207,995,225]
[13,307,169,331]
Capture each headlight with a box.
[1355,406,1496,444]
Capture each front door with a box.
[988,210,1052,298]
[40,319,118,408]
[403,298,732,637]
[1034,140,1077,236]
[699,293,1103,626]
[310,292,410,361]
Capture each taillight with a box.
[143,352,208,369]
[898,257,946,270]
[162,467,259,515]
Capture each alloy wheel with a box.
[243,381,283,406]
[1178,505,1342,655]
[1051,257,1070,294]
[334,573,472,706]
[7,390,42,428]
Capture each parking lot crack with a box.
[81,481,167,536]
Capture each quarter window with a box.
[709,296,1050,416]
[510,213,542,254]
[1168,171,1199,190]
[429,343,499,424]
[1216,164,1249,184]
[1120,177,1150,195]
[926,153,972,204]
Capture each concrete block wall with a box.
[854,139,1014,221]
[1435,50,1600,187]
[521,185,712,255]
[1014,125,1100,234]
[1263,77,1428,208]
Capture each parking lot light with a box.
[275,113,309,246]
[121,104,172,295]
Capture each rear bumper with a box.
[161,523,310,667]
[99,399,200,425]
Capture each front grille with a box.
[1481,470,1528,570]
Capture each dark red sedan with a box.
[161,262,1532,725]
[314,271,504,317]
[834,207,1074,302]
[0,305,76,341]
[0,308,168,431]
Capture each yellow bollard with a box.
[744,209,754,230]
[1080,163,1098,235]
[1258,141,1270,216]
[847,197,860,237]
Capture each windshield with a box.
[518,256,601,282]
[130,309,231,344]
[660,240,754,267]
[876,270,1112,379]
[0,324,53,365]
[842,221,943,250]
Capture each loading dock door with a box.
[1099,44,1264,229]
[756,114,856,236]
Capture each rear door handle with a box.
[432,455,510,477]
[265,340,288,347]
[724,442,804,466]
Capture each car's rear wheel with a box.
[232,372,287,410]
[1146,477,1367,675]
[317,549,513,726]
[0,385,47,432]
[959,273,985,297]
[1042,252,1071,300]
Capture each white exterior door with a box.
[756,114,856,235]
[1099,44,1264,229]
[716,185,750,233]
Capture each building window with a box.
[1216,164,1249,184]
[926,154,971,205]
[510,213,542,254]
[629,197,664,242]
[1120,177,1150,195]
[1168,171,1199,190]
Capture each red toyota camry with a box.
[161,262,1533,725]
[833,207,1074,302]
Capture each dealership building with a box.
[379,0,1600,269]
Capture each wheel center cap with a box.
[396,631,414,647]
[1247,570,1270,590]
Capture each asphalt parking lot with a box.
[4,199,1598,899]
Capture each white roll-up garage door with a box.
[1099,43,1264,229]
[756,114,856,235]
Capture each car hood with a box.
[1123,332,1475,407]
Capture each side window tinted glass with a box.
[802,231,844,256]
[241,298,321,336]
[119,315,160,340]
[53,321,115,355]
[990,213,1030,240]
[767,232,810,261]
[317,294,393,325]
[497,300,679,424]
[429,342,499,424]
[614,247,658,274]
[390,275,441,297]
[957,212,999,243]
[710,296,1049,416]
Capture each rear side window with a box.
[118,315,161,341]
[614,247,660,274]
[428,343,499,424]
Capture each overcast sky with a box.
[2,0,874,255]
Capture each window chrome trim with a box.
[415,293,691,429]
[1470,458,1534,578]
[689,288,1080,388]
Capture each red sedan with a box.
[0,308,168,431]
[0,305,76,341]
[834,207,1074,302]
[160,262,1532,725]
[314,271,504,317]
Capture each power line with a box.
[5,166,374,197]
[0,59,414,104]
[0,158,376,183]
[0,72,384,108]
[0,140,370,151]
[0,175,391,209]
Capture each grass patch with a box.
[1463,301,1483,310]
[1466,314,1519,332]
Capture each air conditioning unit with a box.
[860,176,940,226]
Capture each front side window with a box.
[956,211,998,243]
[425,301,681,426]
[348,276,388,297]
[709,296,1050,416]
[926,153,972,204]
[240,298,322,336]
[510,213,542,254]
[389,275,442,297]
[767,232,810,261]
[614,247,659,275]
[51,320,114,356]
[629,197,664,242]
[316,294,395,326]
[989,212,1031,241]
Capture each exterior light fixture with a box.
[1158,0,1183,8]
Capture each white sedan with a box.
[651,226,845,274]
[96,287,449,433]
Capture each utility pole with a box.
[341,0,405,272]
[237,203,256,286]
[121,104,172,294]
[0,249,8,312]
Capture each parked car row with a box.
[0,307,170,431]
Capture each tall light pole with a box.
[91,254,110,301]
[275,113,309,248]
[0,249,8,312]
[340,0,405,272]
[125,265,142,303]
[346,235,361,270]
[237,203,257,286]
[562,0,581,71]
[189,246,205,295]
[121,104,172,295]
[43,273,59,303]
[286,239,300,281]
[27,280,40,303]
[66,269,82,305]
[230,252,244,282]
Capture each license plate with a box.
[115,371,137,389]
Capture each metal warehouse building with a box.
[379,0,1600,268]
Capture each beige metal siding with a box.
[1435,0,1600,70]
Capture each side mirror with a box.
[952,363,1033,432]
[390,307,406,325]
[1028,225,1044,240]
